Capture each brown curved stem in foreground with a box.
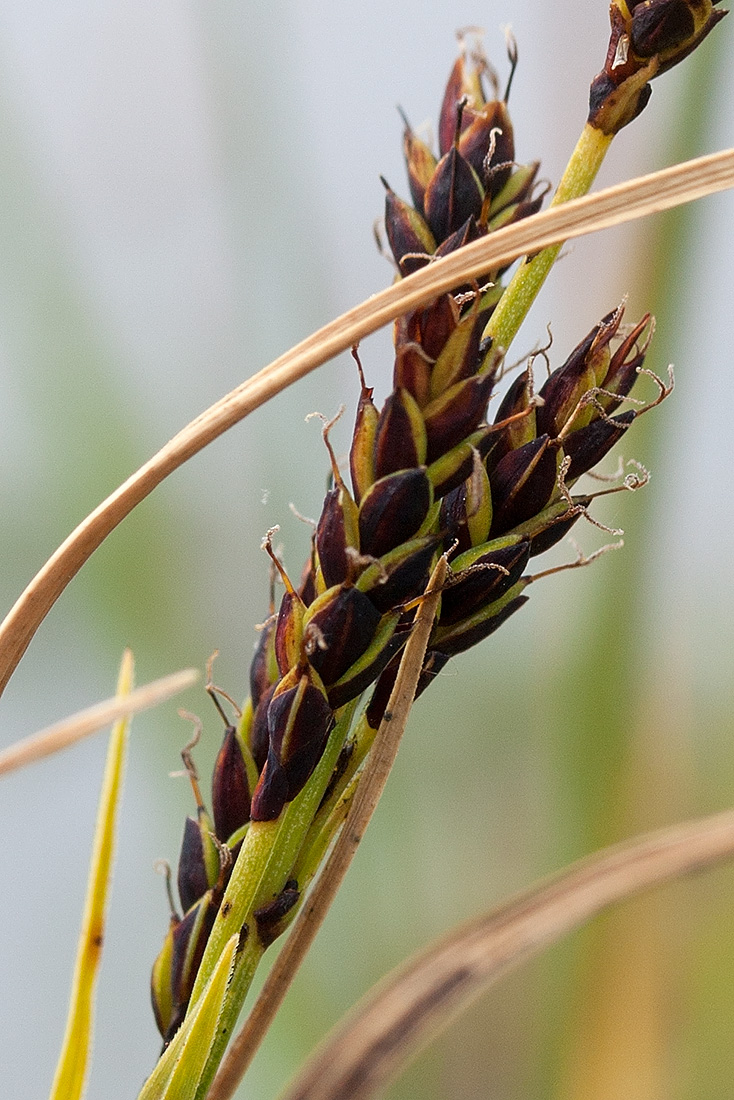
[1,148,733,701]
[279,806,734,1100]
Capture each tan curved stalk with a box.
[280,806,734,1100]
[0,667,198,776]
[1,148,733,701]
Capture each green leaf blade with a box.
[137,935,239,1100]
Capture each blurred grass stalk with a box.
[548,26,730,1100]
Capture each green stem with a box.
[485,123,614,353]
[190,699,358,1100]
[293,772,359,886]
[297,711,376,854]
[188,819,278,1010]
[193,774,359,1100]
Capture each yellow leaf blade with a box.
[48,648,135,1100]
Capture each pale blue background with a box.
[1,3,733,1098]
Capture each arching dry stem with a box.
[1,149,733,700]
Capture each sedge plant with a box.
[1,3,734,1100]
[140,3,730,1098]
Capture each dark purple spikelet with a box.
[373,389,428,478]
[489,436,559,536]
[535,314,617,439]
[383,179,437,275]
[273,586,306,677]
[588,0,727,133]
[250,681,276,773]
[439,452,492,554]
[211,725,251,843]
[350,380,379,504]
[597,313,652,412]
[316,489,353,589]
[176,816,209,914]
[250,667,335,822]
[167,893,218,1041]
[325,618,405,710]
[358,468,433,558]
[402,123,436,215]
[490,369,537,467]
[631,0,697,56]
[563,410,636,482]
[315,467,360,590]
[297,548,319,607]
[304,585,382,687]
[359,534,442,614]
[151,876,227,1046]
[423,144,485,242]
[398,294,458,365]
[439,539,531,625]
[249,615,277,710]
[432,590,531,657]
[527,506,586,557]
[176,810,220,914]
[427,305,491,399]
[423,372,496,462]
[460,98,515,189]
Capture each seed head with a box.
[151,890,220,1044]
[384,37,545,285]
[152,31,679,1043]
[211,724,251,844]
[589,0,727,133]
[250,665,335,822]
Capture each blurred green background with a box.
[1,3,734,1098]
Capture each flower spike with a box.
[146,20,725,1069]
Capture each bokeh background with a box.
[2,3,734,1098]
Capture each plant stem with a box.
[485,123,614,352]
[188,699,358,1100]
[293,774,359,887]
[296,712,375,856]
[206,555,448,1100]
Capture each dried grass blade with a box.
[48,649,134,1100]
[1,148,733,701]
[0,667,198,777]
[281,806,734,1100]
[206,556,448,1100]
